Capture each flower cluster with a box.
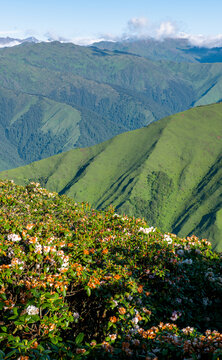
[25,305,39,316]
[139,226,156,234]
[7,233,21,242]
[0,180,221,359]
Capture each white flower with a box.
[163,234,173,244]
[109,334,117,340]
[170,311,182,321]
[7,247,14,258]
[113,213,120,218]
[58,255,69,272]
[11,258,24,268]
[59,242,66,248]
[47,237,55,244]
[138,226,155,234]
[26,305,39,315]
[73,312,80,320]
[7,234,21,242]
[30,182,40,187]
[43,246,51,254]
[34,244,42,254]
[58,265,69,272]
[182,326,194,335]
[132,317,139,325]
[112,300,118,307]
[57,250,65,257]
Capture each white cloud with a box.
[70,36,114,46]
[153,20,222,47]
[69,28,222,47]
[0,40,21,48]
[1,19,222,49]
[44,31,69,42]
[183,33,222,48]
[156,21,177,39]
[127,17,149,33]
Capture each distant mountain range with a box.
[92,37,222,63]
[0,36,38,48]
[1,41,222,171]
[1,103,222,251]
[1,35,222,64]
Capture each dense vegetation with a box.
[0,180,221,359]
[1,41,222,170]
[2,103,222,251]
[0,87,83,171]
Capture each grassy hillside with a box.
[0,180,221,359]
[2,103,222,251]
[0,85,128,171]
[1,42,222,170]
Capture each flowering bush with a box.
[0,180,221,359]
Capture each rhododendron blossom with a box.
[7,233,21,242]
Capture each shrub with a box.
[0,180,221,359]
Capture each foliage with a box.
[0,180,221,359]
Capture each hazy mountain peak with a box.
[0,36,39,48]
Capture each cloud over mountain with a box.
[156,21,178,38]
[1,18,222,48]
[88,18,222,48]
[127,17,148,33]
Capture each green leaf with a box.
[5,350,18,359]
[86,286,91,297]
[0,333,8,340]
[51,337,58,345]
[75,332,84,345]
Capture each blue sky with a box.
[1,0,222,45]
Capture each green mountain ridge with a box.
[0,87,83,170]
[92,38,222,63]
[2,103,222,250]
[1,42,222,170]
